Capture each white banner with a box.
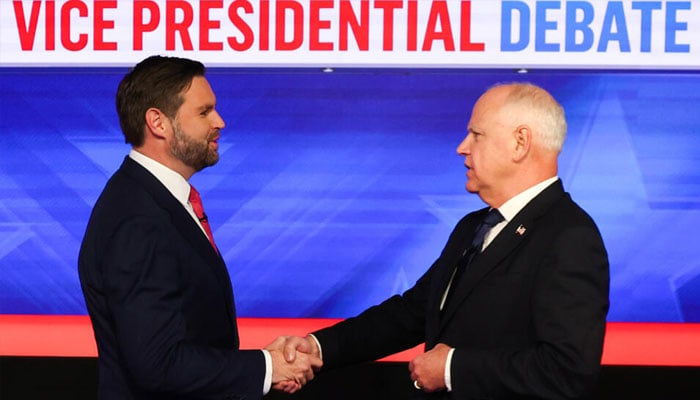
[1,0,698,69]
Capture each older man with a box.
[281,83,610,399]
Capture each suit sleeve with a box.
[313,276,429,369]
[102,217,265,399]
[313,216,477,370]
[450,223,610,399]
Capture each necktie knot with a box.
[483,208,505,228]
[188,185,203,217]
[471,208,504,251]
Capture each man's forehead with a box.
[181,77,215,101]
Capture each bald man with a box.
[280,83,610,399]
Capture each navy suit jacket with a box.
[79,157,265,400]
[314,180,610,399]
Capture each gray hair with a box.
[494,82,567,153]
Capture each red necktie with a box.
[188,185,217,251]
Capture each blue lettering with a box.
[501,1,530,51]
[535,1,560,52]
[666,2,691,53]
[632,1,662,52]
[565,1,594,52]
[598,1,631,52]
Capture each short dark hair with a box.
[116,55,205,146]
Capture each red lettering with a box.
[46,1,55,50]
[339,0,368,51]
[275,1,303,51]
[407,0,417,51]
[94,0,117,50]
[310,0,333,51]
[12,0,41,51]
[259,0,269,50]
[133,1,159,50]
[200,0,223,50]
[459,1,484,51]
[61,0,88,51]
[166,0,194,51]
[374,0,402,51]
[227,0,253,51]
[423,0,454,51]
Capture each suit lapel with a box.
[438,181,566,331]
[432,208,489,309]
[425,213,485,340]
[119,157,236,323]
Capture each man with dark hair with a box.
[79,55,320,400]
[280,83,610,399]
[115,56,206,147]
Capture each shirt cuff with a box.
[444,347,455,392]
[262,349,272,395]
[308,333,323,361]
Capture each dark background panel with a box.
[1,357,699,400]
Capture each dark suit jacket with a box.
[314,180,610,399]
[79,157,265,400]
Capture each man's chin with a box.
[210,153,220,166]
[205,151,220,166]
[190,155,219,172]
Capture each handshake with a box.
[264,335,451,394]
[265,335,323,394]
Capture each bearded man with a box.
[78,56,320,400]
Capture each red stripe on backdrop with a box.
[1,315,699,366]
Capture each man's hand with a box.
[409,343,451,393]
[282,335,320,362]
[266,336,322,394]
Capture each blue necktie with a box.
[443,208,504,309]
[469,208,505,256]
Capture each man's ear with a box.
[144,108,169,140]
[513,125,531,162]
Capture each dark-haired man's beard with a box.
[170,123,219,172]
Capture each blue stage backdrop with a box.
[0,68,698,322]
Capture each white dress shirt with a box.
[129,150,207,235]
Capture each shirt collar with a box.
[497,176,559,222]
[128,149,191,208]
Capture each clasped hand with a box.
[409,343,450,392]
[265,335,322,394]
[268,336,451,394]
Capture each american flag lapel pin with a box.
[516,225,526,236]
